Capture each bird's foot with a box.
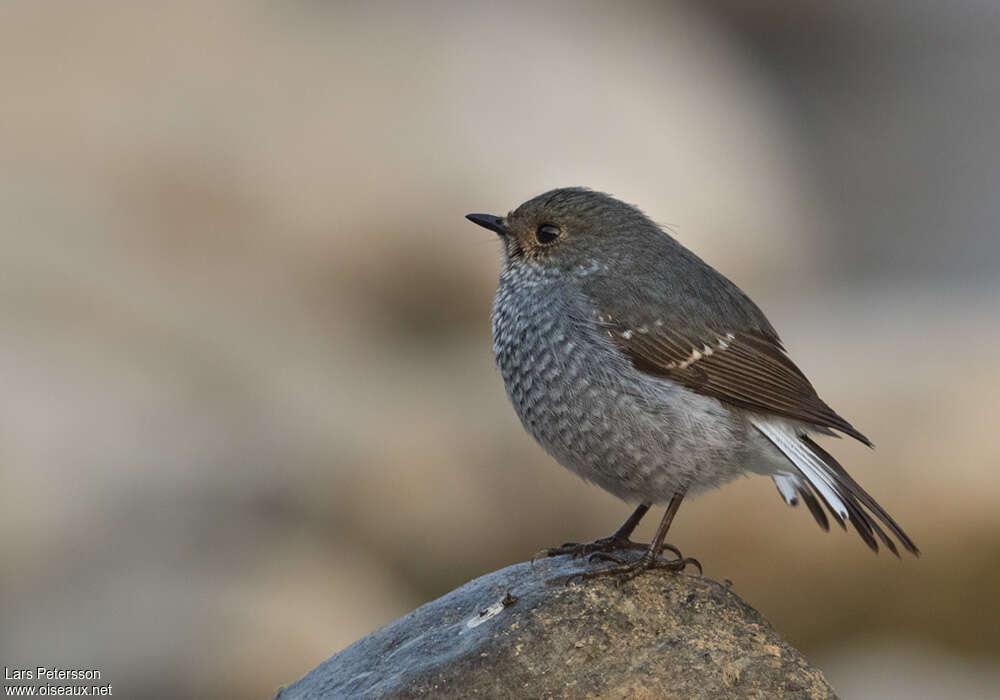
[532,535,654,566]
[567,546,702,584]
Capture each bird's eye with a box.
[535,223,560,244]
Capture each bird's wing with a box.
[595,313,871,446]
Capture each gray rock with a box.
[276,556,837,699]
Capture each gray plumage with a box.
[472,187,917,556]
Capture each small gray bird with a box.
[467,187,918,579]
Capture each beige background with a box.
[1,2,998,698]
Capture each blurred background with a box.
[2,1,998,698]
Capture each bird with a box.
[466,187,918,579]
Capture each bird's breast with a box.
[489,263,751,502]
[491,266,633,465]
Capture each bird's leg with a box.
[534,503,651,562]
[575,489,702,580]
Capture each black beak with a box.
[465,213,508,236]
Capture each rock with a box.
[276,555,837,699]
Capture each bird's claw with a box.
[588,552,626,565]
[564,546,701,585]
[537,536,647,563]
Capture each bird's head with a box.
[466,187,664,274]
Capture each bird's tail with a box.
[754,420,919,556]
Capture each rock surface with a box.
[276,555,837,699]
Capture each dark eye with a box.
[535,223,560,244]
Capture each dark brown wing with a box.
[603,320,872,446]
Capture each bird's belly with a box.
[492,296,748,503]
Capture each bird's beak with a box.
[465,213,508,236]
